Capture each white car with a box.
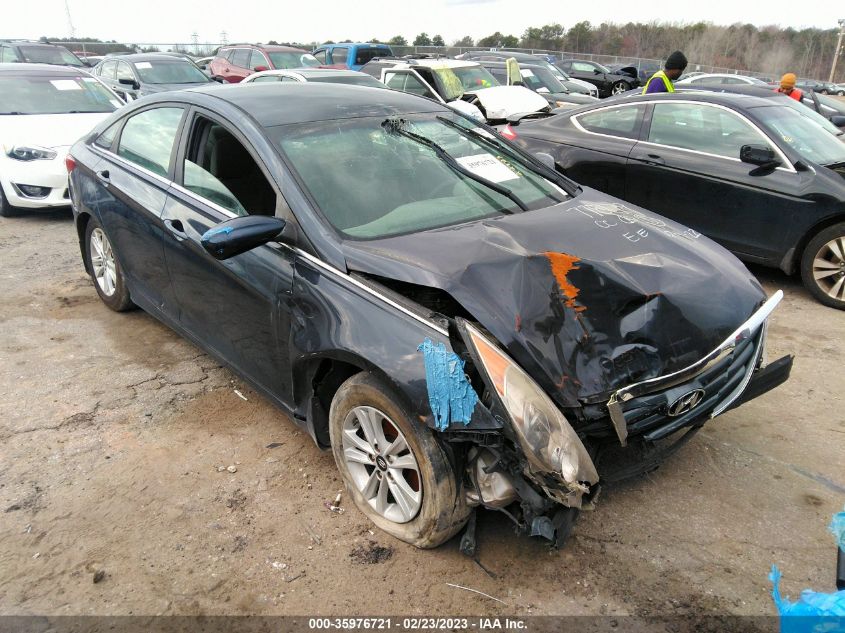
[0,63,123,216]
[362,58,549,124]
[676,73,769,86]
[243,67,388,88]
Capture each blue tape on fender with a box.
[417,339,478,431]
[830,509,845,552]
[205,226,233,237]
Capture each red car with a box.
[208,44,320,83]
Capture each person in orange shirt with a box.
[774,73,804,101]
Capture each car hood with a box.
[342,189,765,406]
[463,85,550,120]
[543,92,597,105]
[0,113,112,149]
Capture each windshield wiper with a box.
[382,118,527,212]
[436,115,569,199]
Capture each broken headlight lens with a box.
[463,322,598,490]
[5,145,58,161]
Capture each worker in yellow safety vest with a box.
[642,51,688,94]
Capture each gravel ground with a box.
[0,209,843,618]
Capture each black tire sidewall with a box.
[0,185,16,218]
[329,372,469,548]
[84,217,133,312]
[800,222,845,309]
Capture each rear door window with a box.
[231,48,251,69]
[354,47,385,66]
[575,105,645,139]
[117,107,184,177]
[329,47,348,65]
[383,71,437,99]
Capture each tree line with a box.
[39,20,843,81]
[367,21,841,81]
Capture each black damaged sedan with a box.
[67,83,792,548]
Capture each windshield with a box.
[429,67,467,101]
[0,75,120,114]
[518,66,567,93]
[309,74,385,88]
[134,60,209,84]
[594,62,611,73]
[274,113,569,239]
[269,52,320,69]
[775,96,842,136]
[756,105,845,166]
[18,45,84,67]
[450,66,499,90]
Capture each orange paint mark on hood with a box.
[545,252,586,311]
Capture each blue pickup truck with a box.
[312,43,393,71]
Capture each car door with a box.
[382,69,442,102]
[228,48,252,82]
[161,108,296,401]
[328,46,349,68]
[625,101,804,261]
[528,103,646,199]
[249,49,269,73]
[92,105,186,316]
[567,60,603,90]
[96,59,118,93]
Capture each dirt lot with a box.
[0,209,843,618]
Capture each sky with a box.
[3,0,841,45]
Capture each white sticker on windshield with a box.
[82,77,97,82]
[520,69,535,78]
[50,79,82,91]
[536,87,550,93]
[456,154,519,183]
[135,62,152,69]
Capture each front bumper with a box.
[1,148,72,209]
[606,291,789,446]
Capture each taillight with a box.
[500,124,517,140]
[65,155,77,173]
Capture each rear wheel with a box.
[800,222,845,309]
[85,218,133,312]
[329,372,470,548]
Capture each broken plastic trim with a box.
[606,290,783,446]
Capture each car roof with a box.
[0,62,90,75]
[318,42,389,48]
[107,53,193,63]
[223,44,308,52]
[185,82,448,126]
[267,68,371,78]
[607,90,776,109]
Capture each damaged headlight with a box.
[462,321,598,494]
[5,145,58,161]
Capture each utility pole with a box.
[831,19,845,83]
[64,0,76,40]
[191,32,199,55]
[220,31,228,46]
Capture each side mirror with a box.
[740,144,778,166]
[593,68,601,74]
[201,216,287,260]
[118,78,139,89]
[253,65,269,72]
[830,114,845,129]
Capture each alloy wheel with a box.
[812,236,845,302]
[611,82,627,95]
[90,227,117,297]
[341,406,422,524]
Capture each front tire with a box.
[329,372,470,548]
[85,217,133,311]
[0,184,18,218]
[800,222,845,309]
[610,81,628,96]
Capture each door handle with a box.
[636,153,665,166]
[164,219,188,240]
[96,169,110,182]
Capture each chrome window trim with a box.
[606,289,783,445]
[91,145,172,187]
[94,146,448,337]
[572,100,797,173]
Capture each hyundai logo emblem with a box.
[666,389,705,417]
